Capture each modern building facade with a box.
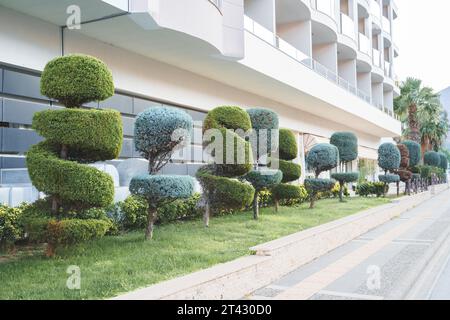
[0,0,400,205]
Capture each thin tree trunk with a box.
[253,192,259,220]
[339,182,344,202]
[145,206,157,240]
[310,194,315,209]
[274,199,279,213]
[396,181,400,197]
[203,201,210,227]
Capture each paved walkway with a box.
[246,188,450,300]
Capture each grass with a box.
[0,197,390,300]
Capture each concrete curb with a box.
[113,185,449,300]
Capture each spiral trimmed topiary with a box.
[402,140,421,167]
[424,151,441,168]
[279,129,298,161]
[197,106,255,225]
[131,107,195,239]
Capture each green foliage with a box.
[247,108,279,131]
[330,132,358,163]
[243,169,283,191]
[356,182,387,197]
[32,108,123,162]
[40,54,114,107]
[306,144,339,176]
[272,184,308,204]
[279,129,298,161]
[304,178,336,194]
[331,182,350,198]
[402,140,421,167]
[379,174,400,184]
[134,107,193,163]
[419,165,432,179]
[424,151,441,167]
[438,152,448,170]
[129,175,194,204]
[0,204,26,248]
[378,143,401,172]
[46,219,111,247]
[331,172,360,184]
[203,106,252,132]
[247,108,279,158]
[278,160,301,183]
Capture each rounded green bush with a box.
[402,140,421,167]
[424,151,441,167]
[331,172,360,183]
[129,175,195,202]
[419,165,432,179]
[278,160,301,183]
[247,108,279,131]
[378,143,401,172]
[243,169,283,191]
[304,178,336,194]
[247,108,279,158]
[279,129,298,161]
[40,54,114,107]
[438,153,448,170]
[272,184,308,202]
[46,218,111,246]
[26,142,115,207]
[32,108,123,162]
[135,107,193,161]
[330,132,358,163]
[203,106,252,132]
[306,144,339,176]
[379,174,400,183]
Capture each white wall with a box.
[357,71,371,96]
[244,0,275,31]
[312,42,338,73]
[338,59,357,86]
[277,21,312,57]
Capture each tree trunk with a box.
[274,199,279,213]
[396,181,400,197]
[145,206,157,240]
[408,104,420,143]
[203,202,210,227]
[309,194,315,209]
[339,183,344,202]
[253,193,259,220]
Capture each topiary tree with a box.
[243,109,282,219]
[378,143,400,196]
[438,152,448,172]
[396,144,412,195]
[424,151,441,167]
[305,143,339,208]
[330,132,359,202]
[271,129,303,211]
[197,106,255,227]
[130,107,195,240]
[402,140,422,193]
[26,54,123,255]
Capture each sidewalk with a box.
[247,188,450,300]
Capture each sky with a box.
[395,0,450,93]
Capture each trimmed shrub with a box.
[402,140,421,167]
[130,175,195,202]
[203,106,252,132]
[279,129,298,161]
[356,182,387,197]
[397,144,410,169]
[304,178,336,208]
[247,108,279,159]
[330,132,358,163]
[278,160,301,183]
[0,204,25,249]
[439,153,448,171]
[272,184,308,205]
[378,143,401,172]
[134,107,193,172]
[331,172,360,184]
[419,165,432,179]
[331,182,350,198]
[424,151,441,167]
[41,54,114,107]
[379,174,400,184]
[306,144,339,177]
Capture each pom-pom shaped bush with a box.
[135,107,193,170]
[130,175,195,202]
[402,141,421,167]
[397,144,410,169]
[272,184,308,202]
[378,143,401,172]
[424,151,441,168]
[279,129,298,161]
[331,172,360,184]
[438,153,448,170]
[330,132,358,163]
[304,178,336,208]
[379,174,400,184]
[243,169,283,191]
[306,144,339,177]
[278,160,301,183]
[247,108,279,159]
[40,54,114,107]
[203,106,252,133]
[247,108,279,132]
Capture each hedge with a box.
[272,184,308,202]
[279,129,298,161]
[243,169,283,191]
[129,175,195,203]
[378,143,401,172]
[402,140,421,167]
[331,172,360,184]
[40,54,114,107]
[438,153,448,170]
[356,182,387,197]
[330,132,358,163]
[32,108,123,162]
[424,151,441,167]
[306,144,339,176]
[379,174,400,184]
[0,205,25,248]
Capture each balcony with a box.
[382,16,391,34]
[315,0,335,19]
[358,33,371,55]
[244,16,275,45]
[384,61,391,77]
[371,1,381,23]
[340,13,356,40]
[276,37,309,63]
[372,48,381,67]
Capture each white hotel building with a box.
[0,0,400,204]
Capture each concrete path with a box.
[246,188,450,300]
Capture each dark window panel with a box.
[120,138,134,158]
[3,69,45,100]
[1,168,31,185]
[133,98,162,115]
[0,98,3,122]
[0,68,3,92]
[3,98,50,125]
[0,156,26,169]
[1,128,43,153]
[100,94,133,114]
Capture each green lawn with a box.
[0,197,390,300]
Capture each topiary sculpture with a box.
[26,54,123,255]
[197,106,255,226]
[305,143,339,208]
[424,151,441,168]
[378,143,400,196]
[130,107,195,240]
[438,152,448,172]
[330,132,359,202]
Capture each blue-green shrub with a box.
[402,140,421,167]
[306,144,339,177]
[379,174,400,183]
[130,175,195,202]
[330,132,358,163]
[331,172,360,184]
[424,151,441,167]
[438,153,448,170]
[243,169,283,191]
[378,143,401,172]
[304,178,336,208]
[247,108,279,159]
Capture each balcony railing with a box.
[372,48,381,67]
[371,1,381,23]
[382,16,391,34]
[384,61,391,77]
[358,33,371,55]
[315,0,335,19]
[243,15,397,118]
[340,13,356,40]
